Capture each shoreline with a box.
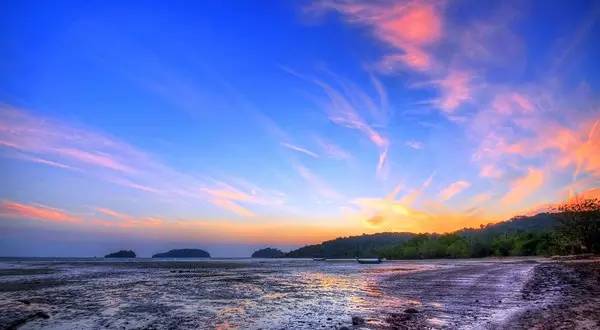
[504,259,600,329]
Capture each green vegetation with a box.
[286,199,600,259]
[552,199,600,254]
[285,232,415,258]
[377,231,557,259]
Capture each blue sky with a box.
[0,0,599,257]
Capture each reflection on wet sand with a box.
[0,258,540,329]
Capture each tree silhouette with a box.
[553,198,600,254]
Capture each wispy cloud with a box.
[312,1,442,71]
[0,107,144,175]
[315,136,352,160]
[281,142,319,158]
[293,163,341,199]
[200,185,257,217]
[282,67,389,176]
[405,140,424,150]
[314,78,389,176]
[93,207,165,228]
[209,199,255,217]
[439,180,471,201]
[0,106,283,217]
[398,172,435,206]
[470,192,493,205]
[479,164,503,179]
[492,92,535,114]
[315,79,389,149]
[309,1,482,116]
[501,168,544,205]
[376,145,389,179]
[0,200,79,223]
[434,70,473,112]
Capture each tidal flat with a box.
[0,258,598,329]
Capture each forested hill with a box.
[286,213,559,258]
[459,213,558,238]
[285,232,416,258]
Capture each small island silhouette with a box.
[152,249,210,258]
[104,250,136,258]
[251,247,285,258]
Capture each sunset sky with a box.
[1,0,599,257]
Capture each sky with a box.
[0,0,599,257]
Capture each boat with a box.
[356,258,382,264]
[312,257,326,261]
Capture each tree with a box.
[553,198,600,254]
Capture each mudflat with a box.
[0,258,597,329]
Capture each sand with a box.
[0,257,597,329]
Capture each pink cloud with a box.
[53,147,136,173]
[479,164,503,179]
[0,106,286,217]
[0,107,145,174]
[0,200,79,223]
[435,70,473,112]
[201,186,255,203]
[10,154,77,171]
[315,1,442,71]
[439,180,471,201]
[209,199,255,217]
[478,116,600,179]
[398,172,436,206]
[94,207,164,227]
[501,168,544,205]
[199,180,285,217]
[492,92,535,115]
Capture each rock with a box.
[404,308,419,314]
[352,316,365,325]
[386,313,413,326]
[38,312,50,319]
[6,311,50,329]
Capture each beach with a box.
[0,258,598,329]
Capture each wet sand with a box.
[0,258,597,329]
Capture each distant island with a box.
[105,250,136,258]
[251,247,285,258]
[152,248,210,258]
